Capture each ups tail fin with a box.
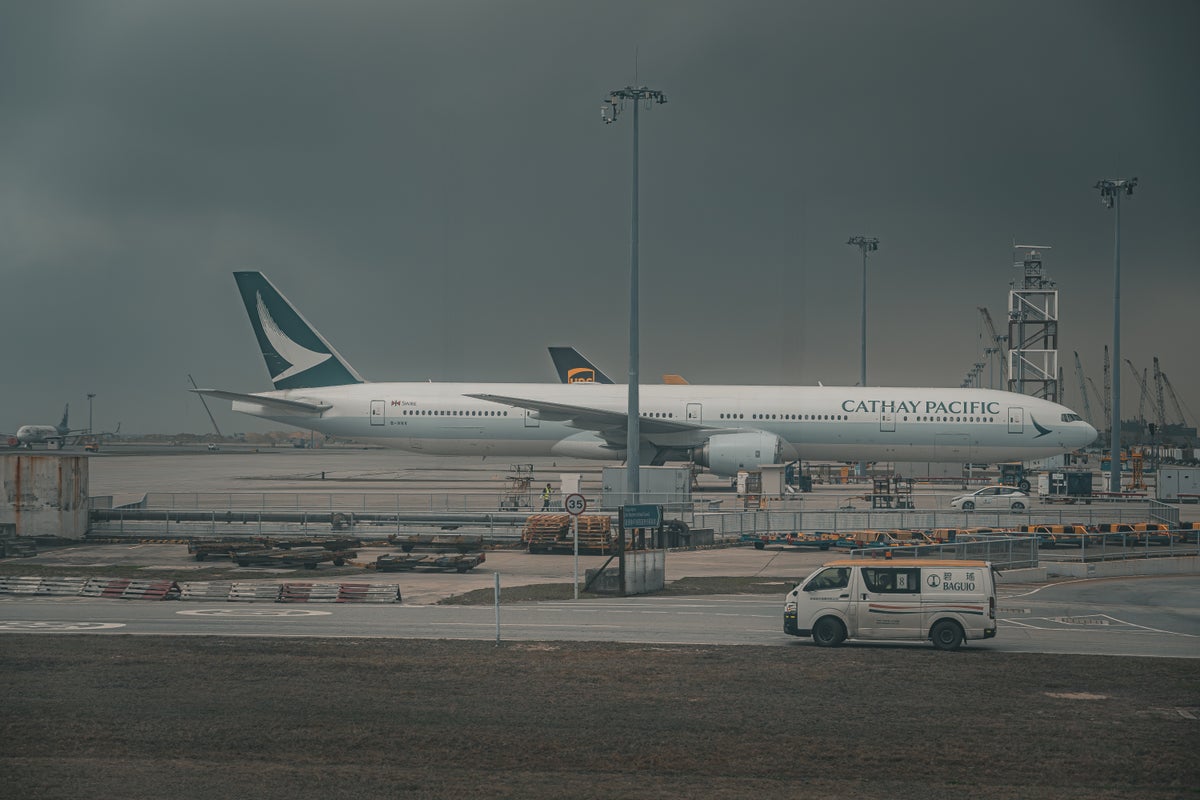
[233,272,365,389]
[548,346,614,384]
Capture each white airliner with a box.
[7,405,73,448]
[5,405,119,450]
[195,272,1097,476]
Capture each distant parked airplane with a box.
[5,404,119,450]
[6,404,74,448]
[194,271,1097,476]
[549,346,687,385]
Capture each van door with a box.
[797,565,855,633]
[855,565,923,640]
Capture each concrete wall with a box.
[0,454,89,538]
[585,550,667,596]
[624,550,665,595]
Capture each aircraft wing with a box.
[191,389,332,414]
[465,393,711,436]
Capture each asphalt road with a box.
[2,575,1197,657]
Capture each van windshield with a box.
[803,567,850,592]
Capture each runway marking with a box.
[178,608,332,617]
[0,621,126,631]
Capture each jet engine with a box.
[692,431,783,476]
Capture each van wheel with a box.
[1011,501,1025,512]
[812,617,846,647]
[930,620,964,651]
[961,501,975,511]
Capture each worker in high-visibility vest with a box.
[541,483,552,510]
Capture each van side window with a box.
[863,568,920,594]
[803,567,850,592]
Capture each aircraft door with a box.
[880,412,896,432]
[524,409,540,428]
[370,400,385,426]
[686,403,702,423]
[1007,407,1024,434]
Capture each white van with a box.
[784,559,997,651]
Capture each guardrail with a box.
[693,506,1160,537]
[847,536,1040,570]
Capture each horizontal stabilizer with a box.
[191,389,331,415]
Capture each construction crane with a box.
[977,307,1007,388]
[1089,379,1104,429]
[1152,358,1171,434]
[1160,369,1195,431]
[1072,352,1094,426]
[1124,360,1153,438]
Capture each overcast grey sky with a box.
[2,1,1197,435]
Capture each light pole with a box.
[846,237,879,390]
[847,236,878,478]
[87,393,96,436]
[1094,177,1137,493]
[604,85,667,503]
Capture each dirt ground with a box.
[2,636,1196,799]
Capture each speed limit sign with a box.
[564,493,587,516]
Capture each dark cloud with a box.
[1,0,1197,434]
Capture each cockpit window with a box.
[1060,413,1082,422]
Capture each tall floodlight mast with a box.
[1094,177,1137,492]
[603,85,667,502]
[847,236,878,477]
[846,237,879,390]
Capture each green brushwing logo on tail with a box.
[234,272,364,390]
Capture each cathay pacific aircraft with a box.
[195,272,1097,476]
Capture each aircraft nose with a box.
[1082,422,1098,446]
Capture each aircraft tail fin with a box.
[58,404,69,435]
[233,272,365,389]
[549,346,614,384]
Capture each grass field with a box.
[2,636,1196,799]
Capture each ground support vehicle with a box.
[1018,524,1102,549]
[387,533,484,554]
[232,546,356,569]
[1092,522,1174,546]
[189,539,267,561]
[746,532,833,551]
[375,552,486,573]
[1176,522,1200,544]
[189,537,361,561]
[784,559,997,651]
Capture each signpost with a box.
[565,493,586,599]
[621,503,662,530]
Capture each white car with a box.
[949,485,1030,512]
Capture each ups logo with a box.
[567,368,596,383]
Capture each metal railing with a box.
[692,506,1159,537]
[848,536,1040,570]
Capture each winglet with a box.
[233,272,365,389]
